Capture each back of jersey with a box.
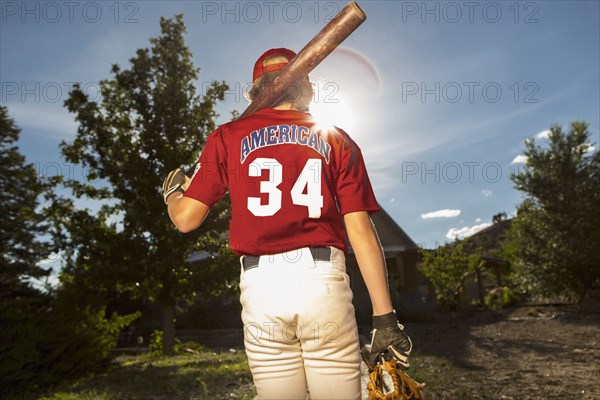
[184,108,379,256]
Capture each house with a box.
[462,219,512,305]
[345,207,426,325]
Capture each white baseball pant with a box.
[239,246,361,400]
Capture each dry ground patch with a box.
[40,305,598,400]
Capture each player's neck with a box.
[273,103,295,111]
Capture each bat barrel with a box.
[239,1,367,119]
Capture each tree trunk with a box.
[476,268,485,306]
[161,303,175,356]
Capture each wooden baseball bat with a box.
[239,1,367,119]
[185,2,366,177]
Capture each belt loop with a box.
[239,256,245,275]
[309,246,332,263]
[242,255,260,272]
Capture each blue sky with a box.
[2,0,599,253]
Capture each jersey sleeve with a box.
[335,134,380,215]
[183,129,228,208]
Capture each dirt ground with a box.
[360,305,600,400]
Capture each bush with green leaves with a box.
[0,302,138,397]
[507,121,600,304]
[484,286,519,310]
[148,330,164,358]
[419,241,483,312]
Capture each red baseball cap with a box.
[252,48,297,82]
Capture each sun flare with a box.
[310,81,358,135]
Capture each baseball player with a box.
[163,48,413,399]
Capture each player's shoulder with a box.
[321,124,358,149]
[205,120,236,143]
[208,110,268,138]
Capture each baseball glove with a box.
[362,311,413,370]
[367,358,424,400]
[162,168,186,204]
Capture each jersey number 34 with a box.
[247,158,323,218]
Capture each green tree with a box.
[0,107,139,396]
[0,105,51,392]
[61,15,232,354]
[419,241,483,311]
[507,121,600,304]
[0,105,50,311]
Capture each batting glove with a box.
[162,168,186,204]
[361,311,413,370]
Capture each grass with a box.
[38,349,455,400]
[39,349,256,400]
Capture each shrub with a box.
[0,304,139,397]
[148,330,164,358]
[485,286,519,310]
[419,241,482,312]
[502,286,519,307]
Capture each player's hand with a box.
[361,311,413,370]
[162,168,189,204]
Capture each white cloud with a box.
[512,154,528,164]
[481,190,493,197]
[536,129,551,139]
[421,209,461,219]
[475,218,482,223]
[6,102,77,139]
[446,222,492,240]
[583,144,596,154]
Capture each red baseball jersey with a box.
[184,108,380,255]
